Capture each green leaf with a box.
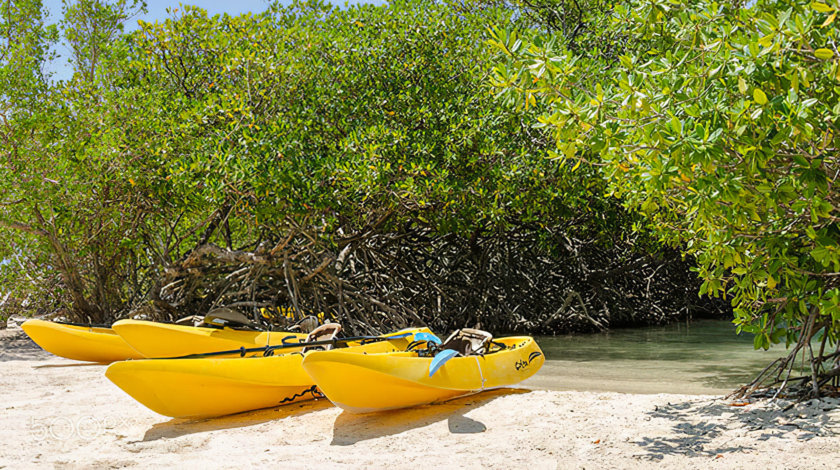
[811,246,833,266]
[811,2,834,13]
[814,48,834,60]
[753,88,768,105]
[738,76,747,94]
[670,115,681,133]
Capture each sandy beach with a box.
[2,323,839,469]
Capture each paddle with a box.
[157,330,421,360]
[411,332,442,345]
[428,349,459,377]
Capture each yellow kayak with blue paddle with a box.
[301,329,544,413]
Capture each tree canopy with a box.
[1,0,723,336]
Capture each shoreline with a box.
[2,326,839,468]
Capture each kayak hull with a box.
[105,353,315,418]
[301,336,544,413]
[20,319,144,363]
[111,319,309,358]
[106,327,430,418]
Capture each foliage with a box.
[125,0,611,239]
[112,0,676,330]
[462,0,643,60]
[492,0,840,392]
[0,0,61,317]
[0,0,57,99]
[0,0,589,321]
[62,0,146,81]
[0,0,182,322]
[0,0,721,334]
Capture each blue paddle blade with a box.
[383,331,413,339]
[429,349,459,377]
[412,332,442,345]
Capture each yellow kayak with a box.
[20,319,144,363]
[301,332,544,413]
[105,326,430,418]
[111,319,310,358]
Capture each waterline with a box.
[524,320,791,395]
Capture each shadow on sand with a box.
[33,362,106,368]
[634,398,837,461]
[0,329,51,362]
[330,388,531,446]
[141,398,334,442]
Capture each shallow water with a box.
[523,319,793,395]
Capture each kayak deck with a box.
[111,319,309,358]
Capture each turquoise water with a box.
[524,319,792,395]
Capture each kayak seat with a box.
[440,328,493,356]
[302,323,342,353]
[203,308,260,330]
[175,315,204,327]
[287,315,320,334]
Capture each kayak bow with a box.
[21,319,144,363]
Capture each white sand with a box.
[2,324,839,469]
